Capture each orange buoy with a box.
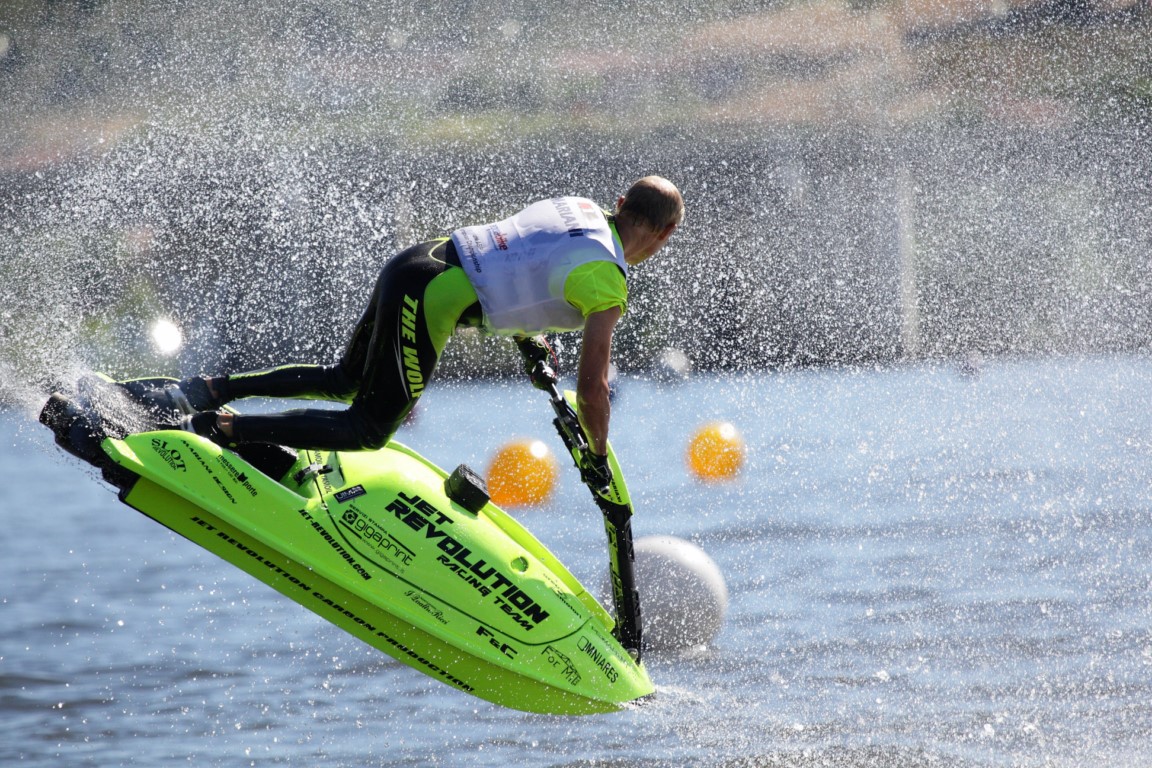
[687,421,745,482]
[487,439,558,507]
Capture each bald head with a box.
[616,176,684,233]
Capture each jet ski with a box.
[39,364,649,715]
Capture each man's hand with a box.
[579,450,612,494]
[515,335,557,390]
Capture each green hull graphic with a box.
[41,377,652,715]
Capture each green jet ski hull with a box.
[40,376,653,715]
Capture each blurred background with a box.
[4,8,1152,764]
[2,0,1150,398]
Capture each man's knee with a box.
[355,430,390,451]
[347,405,402,451]
[325,364,359,400]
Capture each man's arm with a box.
[576,306,622,455]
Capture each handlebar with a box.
[519,344,643,659]
[527,360,613,497]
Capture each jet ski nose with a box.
[40,393,106,465]
[39,392,77,433]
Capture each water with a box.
[3,356,1152,767]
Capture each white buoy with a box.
[626,535,728,652]
[651,347,692,381]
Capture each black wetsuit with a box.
[220,239,481,450]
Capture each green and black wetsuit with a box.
[222,239,480,450]
[217,197,627,451]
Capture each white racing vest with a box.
[450,197,628,335]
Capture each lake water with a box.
[3,356,1152,767]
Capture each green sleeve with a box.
[563,260,628,318]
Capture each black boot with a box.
[181,411,234,447]
[178,375,227,411]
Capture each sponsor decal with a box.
[542,645,582,686]
[339,508,414,568]
[551,197,586,238]
[376,632,474,693]
[405,589,449,625]
[182,440,237,505]
[463,231,484,273]
[215,454,258,498]
[399,295,425,398]
[476,625,517,659]
[540,574,583,620]
[192,515,313,592]
[577,199,602,224]
[188,516,474,695]
[150,438,187,472]
[577,635,620,684]
[298,509,372,581]
[486,223,509,250]
[335,485,366,504]
[387,492,551,631]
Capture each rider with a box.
[181,176,684,483]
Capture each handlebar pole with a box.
[522,357,643,660]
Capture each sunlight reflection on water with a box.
[3,356,1152,767]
